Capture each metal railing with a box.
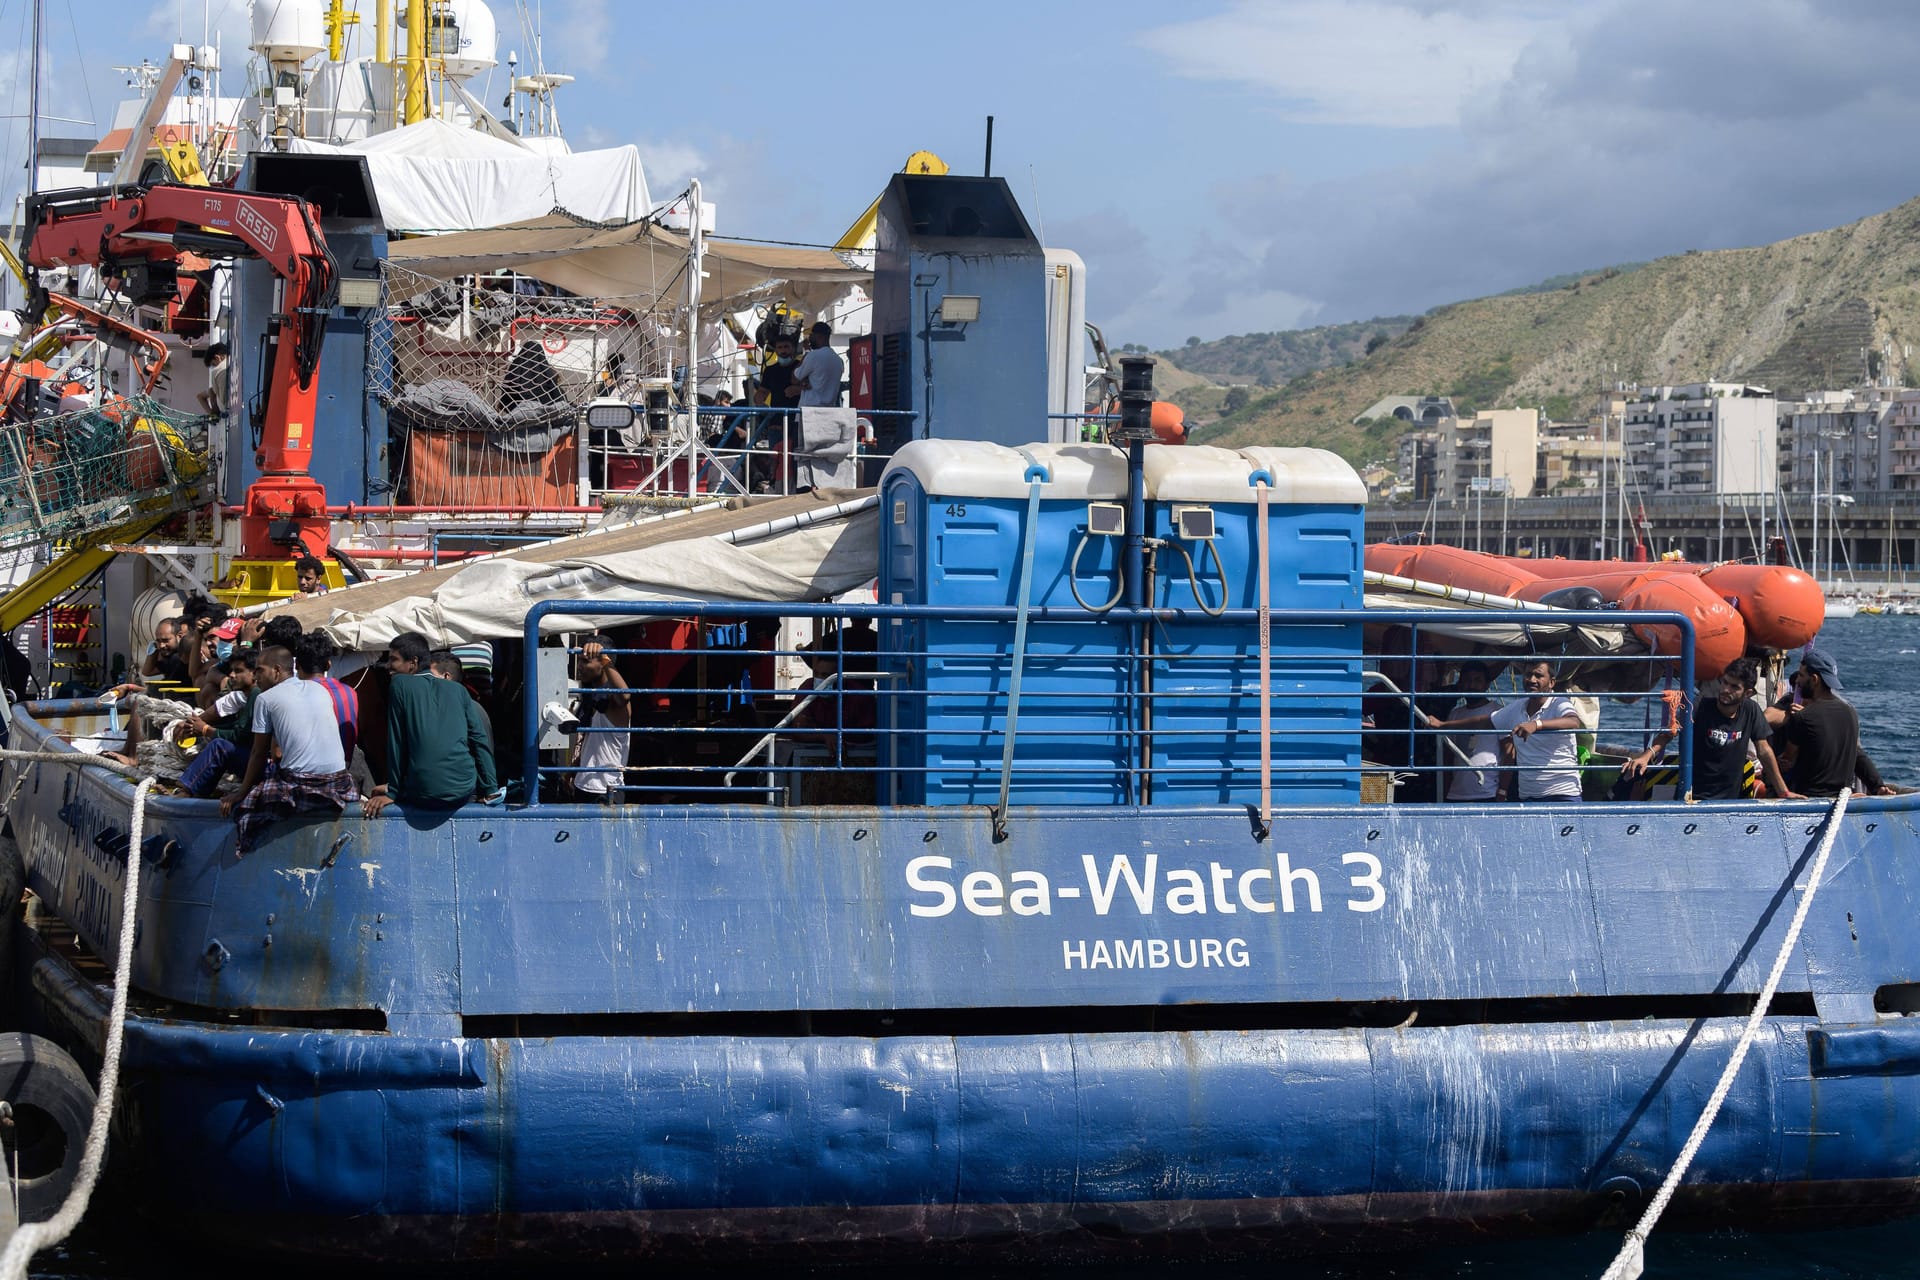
[584,407,916,501]
[520,601,1697,809]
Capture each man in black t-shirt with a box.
[1622,657,1797,800]
[1764,649,1894,797]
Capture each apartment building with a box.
[1620,383,1775,496]
[1537,419,1622,494]
[1880,389,1920,491]
[1433,408,1539,503]
[1779,388,1897,494]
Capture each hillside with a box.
[1155,316,1419,388]
[1191,197,1920,464]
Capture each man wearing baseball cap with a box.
[1766,648,1894,797]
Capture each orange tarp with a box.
[403,431,577,507]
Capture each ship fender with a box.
[0,1031,95,1221]
[1363,543,1543,597]
[1698,563,1826,650]
[1361,545,1744,677]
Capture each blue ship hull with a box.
[9,707,1920,1257]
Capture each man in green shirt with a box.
[362,631,497,817]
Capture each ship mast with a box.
[26,0,41,197]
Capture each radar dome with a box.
[249,0,326,66]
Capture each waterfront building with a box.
[1434,408,1539,502]
[1621,382,1775,496]
[1780,388,1900,494]
[1393,429,1439,501]
[1886,390,1920,492]
[1537,419,1621,494]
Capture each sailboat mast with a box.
[1598,398,1608,558]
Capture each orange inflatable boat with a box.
[1495,556,1824,651]
[1366,544,1747,678]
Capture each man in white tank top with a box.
[572,634,631,805]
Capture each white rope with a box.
[1598,787,1852,1280]
[0,747,153,1278]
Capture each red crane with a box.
[19,182,340,558]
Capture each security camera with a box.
[540,701,580,736]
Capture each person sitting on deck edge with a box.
[362,631,499,817]
[1764,648,1897,798]
[220,645,357,852]
[1620,656,1800,800]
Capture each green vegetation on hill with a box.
[1182,198,1920,467]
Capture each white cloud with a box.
[633,139,705,200]
[1054,208,1317,348]
[1138,0,1557,129]
[548,0,611,76]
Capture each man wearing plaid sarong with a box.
[220,646,357,854]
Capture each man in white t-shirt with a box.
[221,645,357,850]
[790,321,844,407]
[1434,659,1585,801]
[570,634,632,805]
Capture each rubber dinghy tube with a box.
[0,1034,94,1222]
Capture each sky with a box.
[2,0,1919,349]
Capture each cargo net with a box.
[0,396,208,548]
[370,262,677,506]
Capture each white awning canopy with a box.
[384,213,869,314]
[279,493,879,652]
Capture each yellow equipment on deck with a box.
[834,151,949,255]
[0,509,181,634]
[214,558,347,610]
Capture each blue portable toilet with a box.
[1143,445,1366,806]
[879,439,1132,806]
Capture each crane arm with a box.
[18,182,340,556]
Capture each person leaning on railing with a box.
[570,634,631,806]
[1431,659,1584,802]
[1620,656,1800,800]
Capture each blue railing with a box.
[520,601,1696,808]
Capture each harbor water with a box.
[24,613,1920,1280]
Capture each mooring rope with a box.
[0,748,153,1279]
[1598,786,1853,1280]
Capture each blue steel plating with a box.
[6,668,1920,1259]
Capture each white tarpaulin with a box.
[288,118,649,233]
[386,215,869,315]
[297,495,878,652]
